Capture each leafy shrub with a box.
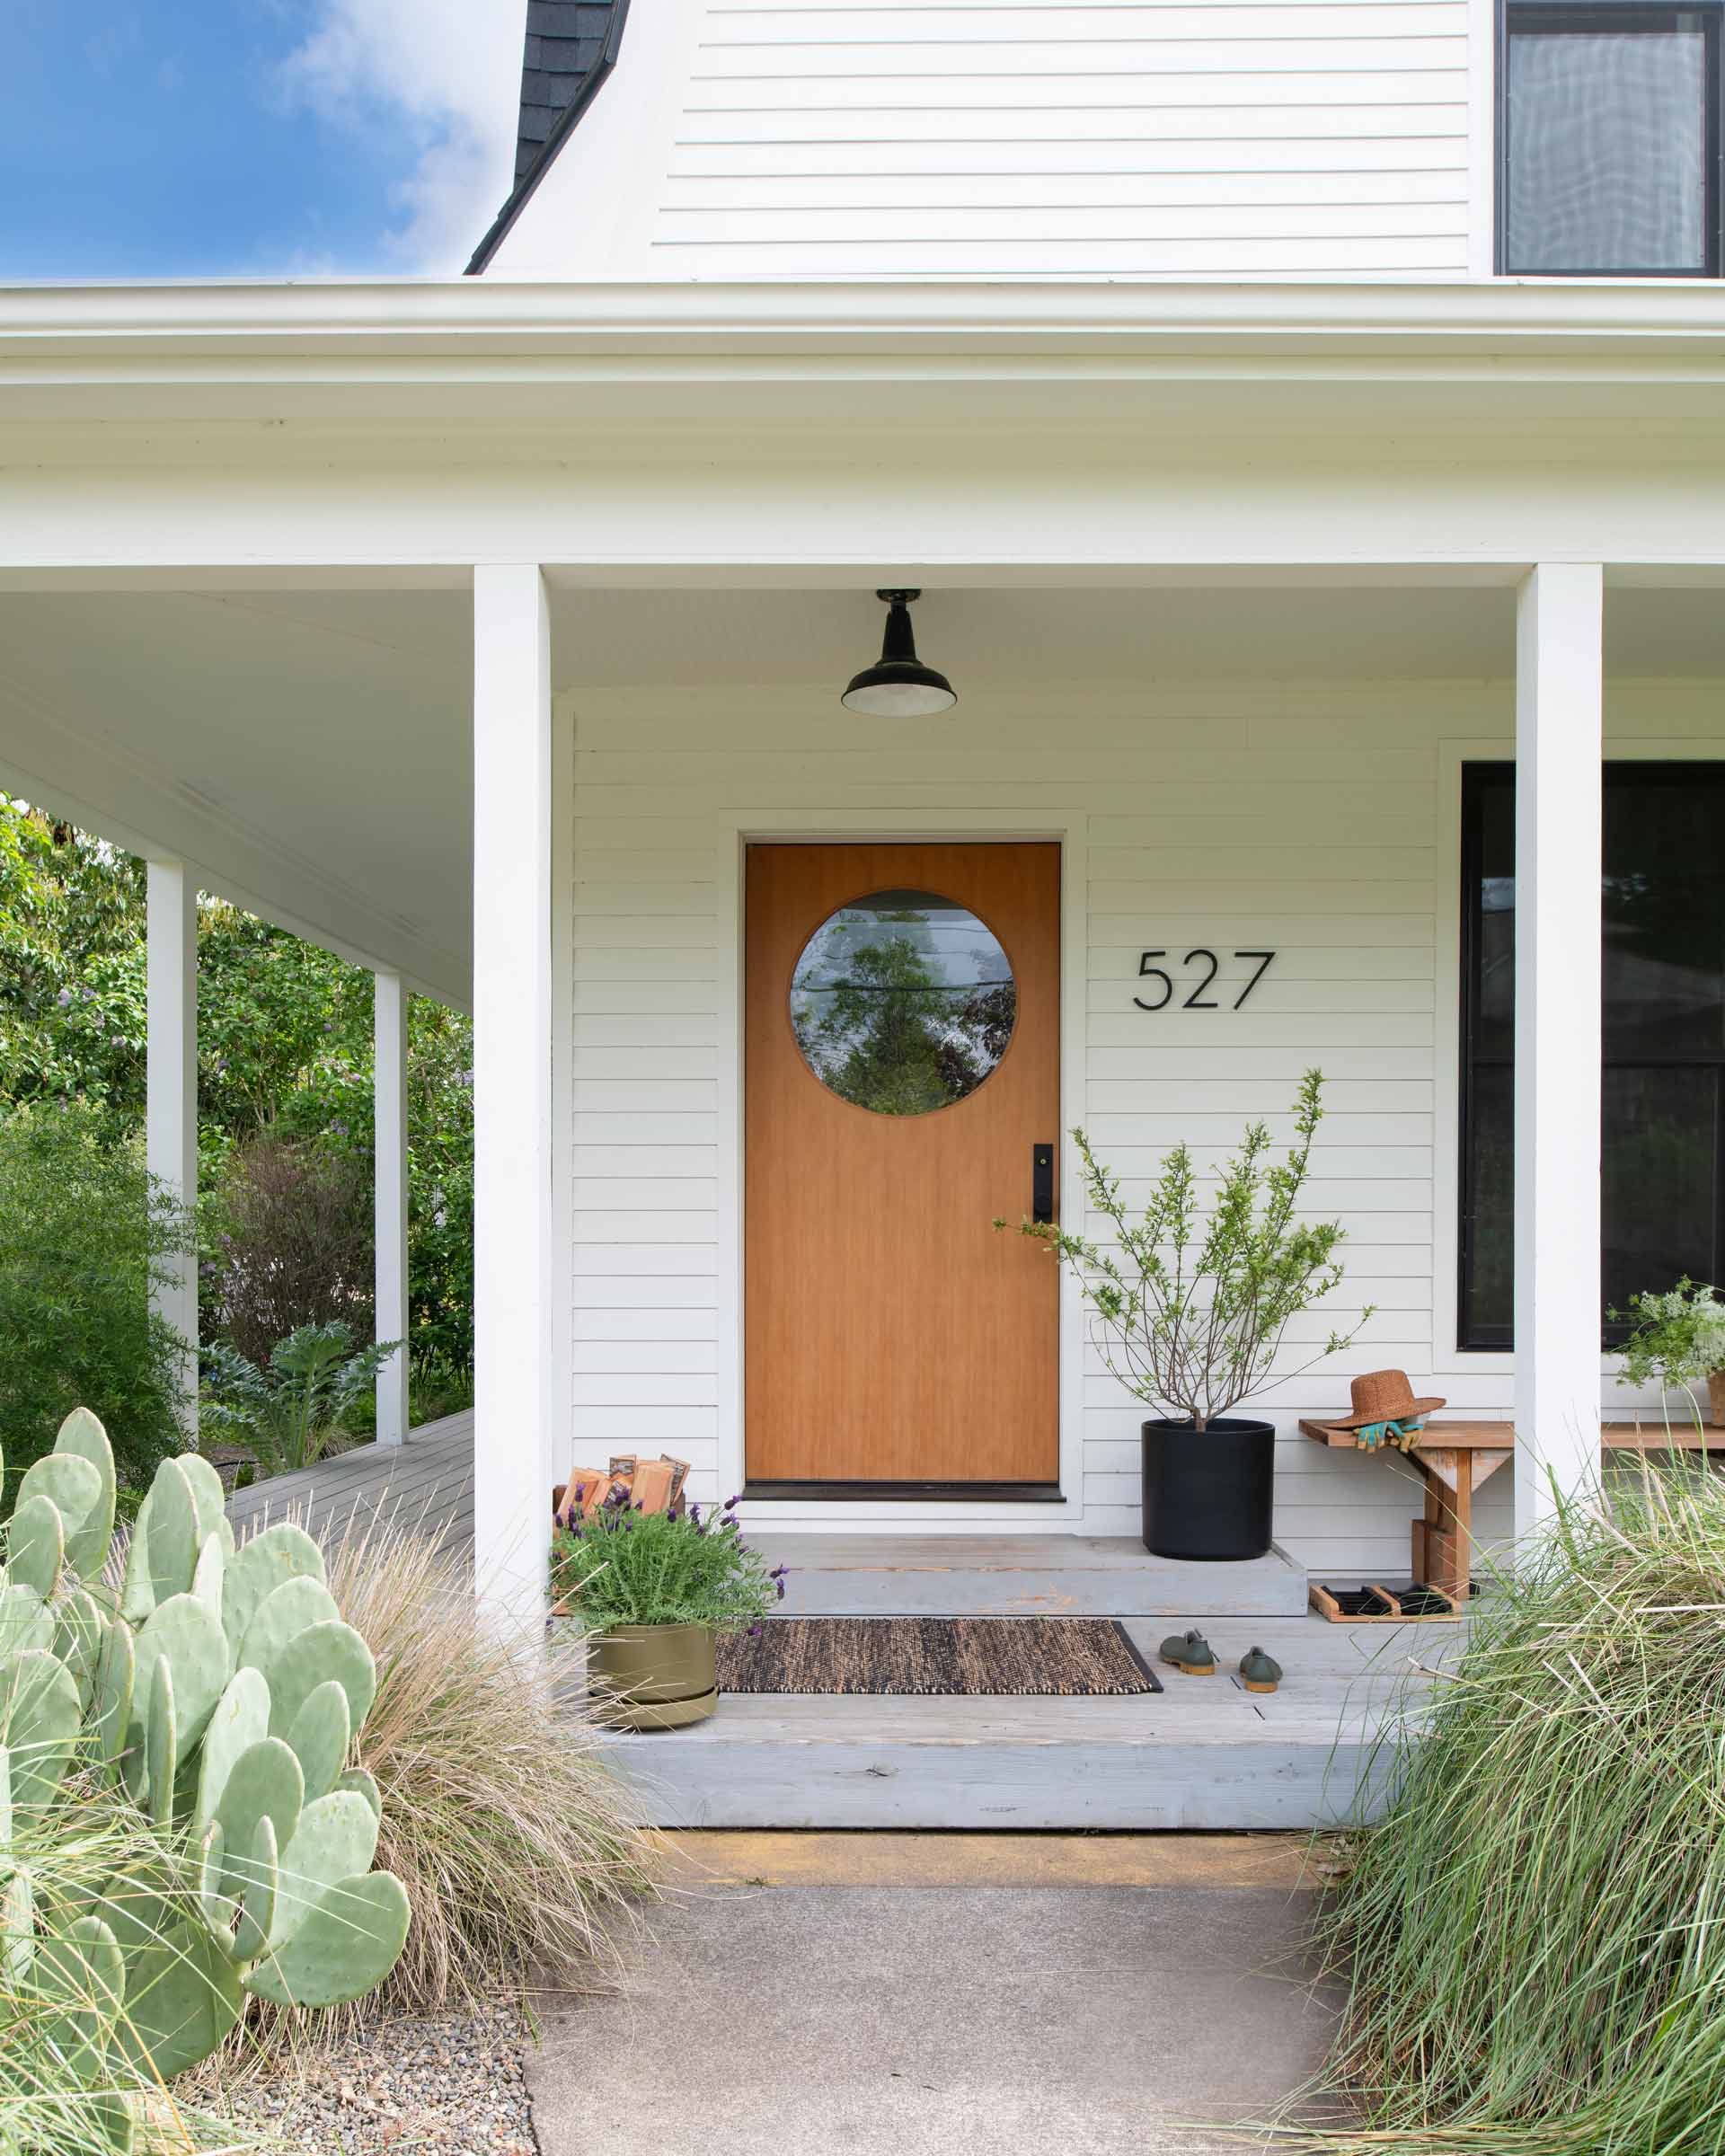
[552,1491,786,1631]
[336,1348,473,1443]
[1003,1069,1370,1429]
[313,1510,650,2022]
[205,1138,372,1369]
[0,1106,191,1503]
[201,1321,402,1477]
[1307,1464,1725,2153]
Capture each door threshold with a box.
[743,1481,1066,1505]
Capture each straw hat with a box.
[1329,1368,1446,1430]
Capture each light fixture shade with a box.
[841,588,957,717]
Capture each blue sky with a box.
[0,1,522,280]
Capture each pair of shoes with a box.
[1158,1629,1216,1675]
[1158,1632,1286,1692]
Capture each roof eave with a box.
[465,0,631,278]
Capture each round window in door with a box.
[789,888,1017,1115]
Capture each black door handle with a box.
[1031,1143,1055,1224]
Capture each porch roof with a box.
[5,275,1725,995]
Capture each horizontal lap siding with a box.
[658,0,1472,278]
[566,679,1508,1573]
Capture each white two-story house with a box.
[4,0,1724,1627]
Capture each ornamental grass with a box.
[240,1504,653,2048]
[1305,1459,1725,2153]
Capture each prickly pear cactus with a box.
[1,1410,410,2142]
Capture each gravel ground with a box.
[225,2003,538,2155]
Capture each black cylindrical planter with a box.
[1141,1418,1275,1561]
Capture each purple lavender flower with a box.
[56,987,71,1008]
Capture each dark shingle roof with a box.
[467,0,629,274]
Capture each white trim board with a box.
[711,808,1089,1533]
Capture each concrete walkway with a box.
[529,1834,1342,2156]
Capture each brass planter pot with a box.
[587,1622,717,1731]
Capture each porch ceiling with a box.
[0,587,472,1004]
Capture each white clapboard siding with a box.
[491,0,1475,280]
[660,0,1469,274]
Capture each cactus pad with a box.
[194,1665,270,1825]
[0,1582,53,1659]
[221,1520,326,1660]
[236,1573,341,1685]
[146,1461,199,1610]
[284,1678,351,1805]
[213,1736,304,1903]
[270,1789,380,1948]
[1,1648,82,1812]
[51,1409,119,1568]
[243,1869,411,2010]
[15,1453,104,1580]
[134,1593,230,1756]
[7,1495,66,1601]
[265,1619,376,1740]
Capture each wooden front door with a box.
[745,842,1060,1487]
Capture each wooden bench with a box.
[1298,1418,1725,1602]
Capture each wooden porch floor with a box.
[223,1411,1454,1832]
[223,1408,474,1549]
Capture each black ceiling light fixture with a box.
[840,588,957,718]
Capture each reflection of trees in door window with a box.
[789,889,1016,1116]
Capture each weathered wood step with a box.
[597,1612,1443,1831]
[755,1533,1309,1619]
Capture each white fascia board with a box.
[5,278,1725,382]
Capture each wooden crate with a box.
[1309,1580,1460,1624]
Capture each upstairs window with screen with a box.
[1501,4,1721,275]
[1459,763,1725,1350]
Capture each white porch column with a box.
[472,565,554,1619]
[374,970,410,1447]
[146,859,199,1439]
[1513,563,1604,1540]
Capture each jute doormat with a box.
[713,1616,1163,1697]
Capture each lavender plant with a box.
[551,1490,786,1632]
[1002,1068,1371,1431]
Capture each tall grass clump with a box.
[1307,1461,1725,2153]
[308,1508,652,2024]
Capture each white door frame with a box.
[713,807,1090,1531]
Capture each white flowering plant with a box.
[1611,1279,1725,1408]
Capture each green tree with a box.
[0,1102,192,1501]
[0,798,474,1374]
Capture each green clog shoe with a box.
[1158,1629,1216,1676]
[1238,1646,1283,1695]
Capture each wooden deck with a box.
[223,1409,474,1549]
[224,1414,1447,1832]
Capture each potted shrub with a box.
[1610,1277,1725,1426]
[551,1489,786,1729]
[1003,1069,1370,1560]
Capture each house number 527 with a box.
[1135,949,1276,1012]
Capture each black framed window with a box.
[1500,4,1723,275]
[1459,762,1725,1350]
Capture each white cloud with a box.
[277,0,526,273]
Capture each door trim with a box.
[714,808,1088,1530]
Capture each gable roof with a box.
[466,0,630,276]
